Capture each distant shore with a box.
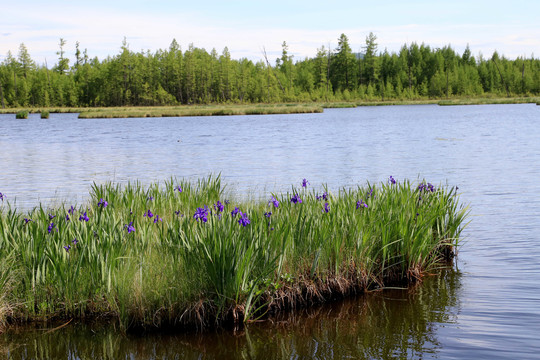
[0,97,538,119]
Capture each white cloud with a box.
[1,3,539,65]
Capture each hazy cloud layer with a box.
[1,1,538,65]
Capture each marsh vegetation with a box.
[0,176,467,332]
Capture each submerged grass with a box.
[0,176,468,332]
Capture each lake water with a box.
[1,104,540,359]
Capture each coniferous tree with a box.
[0,34,538,107]
[331,34,357,92]
[55,38,69,75]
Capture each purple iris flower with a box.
[72,238,78,245]
[194,206,209,222]
[48,214,55,220]
[316,192,328,201]
[302,178,309,188]
[98,198,108,208]
[79,212,89,222]
[225,199,230,205]
[231,207,240,217]
[174,210,182,216]
[68,206,76,215]
[23,218,33,224]
[124,222,135,233]
[154,215,163,223]
[323,202,330,213]
[48,222,55,233]
[356,199,368,209]
[147,196,154,201]
[214,201,224,213]
[389,176,396,185]
[63,245,71,252]
[264,212,272,218]
[290,194,302,204]
[0,192,5,201]
[175,185,183,193]
[65,214,70,221]
[143,209,154,218]
[238,212,250,227]
[269,197,279,208]
[418,182,435,193]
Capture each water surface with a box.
[1,104,540,359]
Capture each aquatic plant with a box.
[290,194,302,204]
[15,110,28,119]
[269,196,279,208]
[0,175,468,333]
[193,206,209,222]
[78,211,89,221]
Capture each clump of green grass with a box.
[0,175,468,332]
[77,104,322,119]
[15,110,28,119]
[40,111,50,119]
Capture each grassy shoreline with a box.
[0,97,538,118]
[0,176,468,333]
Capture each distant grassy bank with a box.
[0,176,468,333]
[0,97,538,119]
[0,104,322,118]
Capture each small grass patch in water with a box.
[15,110,28,119]
[0,176,468,332]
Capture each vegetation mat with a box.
[0,176,468,332]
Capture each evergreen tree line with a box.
[1,33,539,108]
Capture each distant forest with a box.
[0,33,539,108]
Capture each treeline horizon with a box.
[0,33,539,108]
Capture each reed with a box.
[0,176,468,332]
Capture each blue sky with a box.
[2,0,539,66]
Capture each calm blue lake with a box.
[1,104,540,359]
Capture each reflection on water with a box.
[2,269,460,359]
